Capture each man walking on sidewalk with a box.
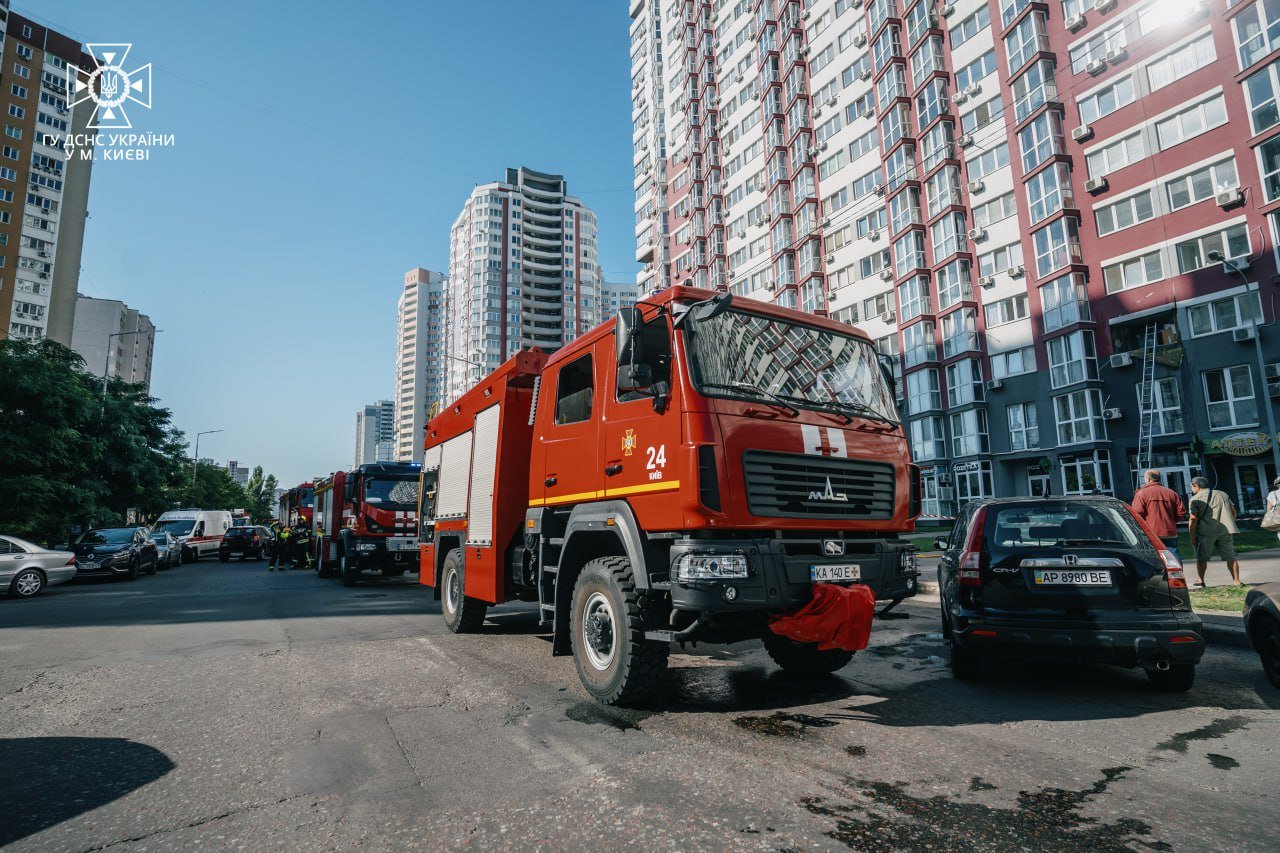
[1131,469,1185,551]
[1188,476,1242,587]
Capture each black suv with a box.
[936,496,1204,691]
[219,525,271,561]
[71,526,159,580]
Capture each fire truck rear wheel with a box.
[441,548,487,632]
[571,556,668,706]
[762,633,855,677]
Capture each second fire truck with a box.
[312,462,421,586]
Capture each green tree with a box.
[242,466,278,522]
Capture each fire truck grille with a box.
[742,450,896,520]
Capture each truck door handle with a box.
[605,464,623,476]
[545,476,557,487]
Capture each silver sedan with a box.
[1,535,77,598]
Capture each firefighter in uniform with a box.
[270,521,292,571]
[291,519,313,570]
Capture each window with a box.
[898,275,931,320]
[890,187,922,234]
[1011,59,1057,122]
[1095,190,1155,236]
[955,50,997,91]
[1167,158,1238,209]
[991,345,1036,379]
[984,293,1028,327]
[906,368,941,414]
[553,354,594,424]
[949,409,989,456]
[961,96,1004,134]
[966,142,1009,181]
[1061,450,1113,495]
[977,243,1021,278]
[916,78,949,127]
[12,63,29,80]
[903,320,937,367]
[15,44,32,60]
[1147,33,1216,91]
[920,121,954,171]
[930,212,966,260]
[1144,377,1184,436]
[1047,330,1097,388]
[1155,94,1228,150]
[1026,164,1072,225]
[1006,14,1049,71]
[1007,402,1040,451]
[1032,216,1080,277]
[10,85,26,99]
[1247,59,1280,134]
[946,359,984,407]
[6,105,23,120]
[1078,76,1136,124]
[909,416,947,461]
[893,231,926,277]
[936,259,972,310]
[1086,131,1146,179]
[1054,389,1105,446]
[1019,111,1064,172]
[1203,365,1258,429]
[926,167,961,216]
[1070,21,1128,73]
[950,5,990,48]
[1102,250,1164,294]
[1174,223,1250,273]
[973,193,1017,229]
[1186,292,1261,337]
[941,308,978,358]
[1233,0,1280,69]
[849,127,879,160]
[1040,273,1090,332]
[954,461,994,502]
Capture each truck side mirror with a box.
[615,306,643,368]
[877,354,898,399]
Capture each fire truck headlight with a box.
[675,553,749,582]
[356,543,377,552]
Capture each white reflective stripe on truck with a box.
[465,404,502,547]
[435,431,474,520]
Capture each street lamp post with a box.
[1209,251,1280,477]
[100,328,161,417]
[191,429,224,493]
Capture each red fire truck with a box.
[278,482,314,526]
[418,287,920,704]
[313,463,421,586]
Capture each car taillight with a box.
[958,507,987,587]
[64,556,76,566]
[252,535,260,543]
[1124,506,1187,589]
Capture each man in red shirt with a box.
[1131,469,1186,551]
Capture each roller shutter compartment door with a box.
[435,432,474,520]
[466,405,502,546]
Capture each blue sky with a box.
[36,0,640,487]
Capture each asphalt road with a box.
[1,558,1277,851]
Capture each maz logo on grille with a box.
[808,476,849,503]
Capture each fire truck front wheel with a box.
[441,548,487,632]
[570,557,668,706]
[339,552,360,587]
[762,633,855,677]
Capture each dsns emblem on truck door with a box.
[622,428,638,456]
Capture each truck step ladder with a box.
[1134,322,1159,485]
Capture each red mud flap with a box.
[767,583,876,652]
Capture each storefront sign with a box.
[953,461,982,473]
[1208,431,1273,457]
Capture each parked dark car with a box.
[935,496,1204,691]
[1244,583,1280,688]
[219,525,272,561]
[151,531,181,568]
[71,526,159,580]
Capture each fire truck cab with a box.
[313,462,421,586]
[420,287,919,704]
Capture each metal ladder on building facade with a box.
[1134,322,1159,483]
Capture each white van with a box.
[152,509,232,562]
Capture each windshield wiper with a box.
[820,399,898,427]
[700,381,799,417]
[773,395,852,425]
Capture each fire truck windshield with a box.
[299,488,314,508]
[686,309,899,424]
[363,477,418,508]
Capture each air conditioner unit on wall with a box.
[985,378,1003,391]
[1085,177,1109,194]
[1110,352,1133,368]
[1216,187,1244,208]
[1103,408,1123,421]
[1234,326,1257,342]
[1072,124,1093,142]
[1065,12,1086,31]
[1269,378,1280,398]
[1086,58,1107,75]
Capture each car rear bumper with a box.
[953,615,1205,666]
[74,563,133,577]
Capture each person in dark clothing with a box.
[291,520,312,570]
[269,523,292,571]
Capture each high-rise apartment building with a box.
[226,461,250,487]
[633,0,1280,517]
[600,280,643,320]
[444,166,603,402]
[354,400,395,467]
[0,10,95,345]
[69,294,156,390]
[394,267,447,462]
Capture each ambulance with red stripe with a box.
[152,509,232,563]
[418,287,920,705]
